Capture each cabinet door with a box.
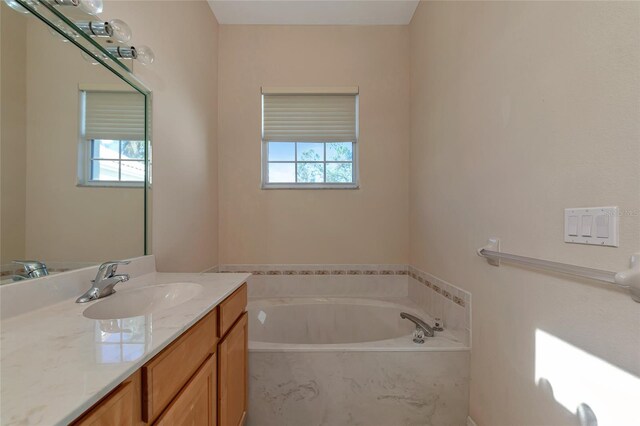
[155,354,217,426]
[218,312,248,426]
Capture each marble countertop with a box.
[0,271,250,426]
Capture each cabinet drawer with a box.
[155,354,217,426]
[219,284,247,337]
[142,308,218,423]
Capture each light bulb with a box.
[77,0,102,15]
[3,0,30,13]
[134,45,154,65]
[107,19,131,43]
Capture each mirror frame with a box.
[14,0,153,255]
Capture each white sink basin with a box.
[83,283,203,320]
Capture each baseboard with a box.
[467,416,478,426]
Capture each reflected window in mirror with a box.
[78,90,145,187]
[88,140,145,183]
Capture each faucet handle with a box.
[433,317,444,332]
[97,260,131,279]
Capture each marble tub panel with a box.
[248,351,469,426]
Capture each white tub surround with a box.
[222,263,471,347]
[0,256,249,426]
[408,266,472,346]
[244,268,471,426]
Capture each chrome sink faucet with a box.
[76,260,131,303]
[12,260,49,281]
[400,312,435,343]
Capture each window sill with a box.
[77,182,145,189]
[261,183,359,190]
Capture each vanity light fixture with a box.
[105,45,155,65]
[3,0,102,15]
[4,0,155,67]
[76,19,132,42]
[45,0,103,15]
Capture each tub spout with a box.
[400,312,435,341]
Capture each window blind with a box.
[82,91,145,141]
[262,93,357,142]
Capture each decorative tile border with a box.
[218,264,409,276]
[216,263,465,308]
[408,266,470,308]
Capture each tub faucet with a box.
[76,260,130,303]
[400,312,435,343]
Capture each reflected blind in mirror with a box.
[82,91,145,141]
[262,91,357,143]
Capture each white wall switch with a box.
[564,207,619,247]
[580,215,593,237]
[567,215,579,236]
[595,215,609,238]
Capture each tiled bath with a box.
[222,264,472,426]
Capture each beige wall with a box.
[218,25,410,264]
[409,2,640,425]
[24,19,143,263]
[104,1,220,272]
[0,4,27,266]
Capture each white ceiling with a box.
[207,1,420,25]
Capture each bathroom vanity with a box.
[74,284,247,426]
[0,257,250,426]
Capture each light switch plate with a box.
[564,207,619,247]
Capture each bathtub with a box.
[247,297,470,426]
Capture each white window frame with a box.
[77,86,145,188]
[261,89,359,190]
[78,139,145,188]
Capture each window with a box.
[87,140,145,183]
[261,88,358,189]
[78,90,146,187]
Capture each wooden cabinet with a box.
[218,312,248,426]
[73,371,142,426]
[219,285,247,337]
[142,309,218,423]
[155,354,217,426]
[73,282,247,426]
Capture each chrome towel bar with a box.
[477,238,640,303]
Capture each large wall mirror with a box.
[0,0,152,283]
